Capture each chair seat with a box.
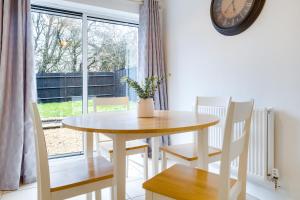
[100,140,149,154]
[160,143,221,161]
[49,156,113,192]
[143,164,236,200]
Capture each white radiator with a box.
[199,107,275,180]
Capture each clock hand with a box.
[232,0,237,12]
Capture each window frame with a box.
[31,5,139,159]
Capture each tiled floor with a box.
[0,155,261,200]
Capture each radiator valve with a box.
[271,168,280,190]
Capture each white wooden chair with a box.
[93,97,149,179]
[160,96,231,169]
[32,103,114,200]
[143,100,254,200]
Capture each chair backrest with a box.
[32,103,51,200]
[195,96,231,128]
[219,100,254,200]
[93,97,129,112]
[195,96,231,108]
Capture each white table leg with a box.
[152,137,160,176]
[84,132,94,200]
[113,135,126,200]
[195,128,209,170]
[84,132,94,158]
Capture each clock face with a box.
[212,0,255,28]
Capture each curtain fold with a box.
[139,0,170,154]
[0,0,36,190]
[139,0,168,110]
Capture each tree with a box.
[32,12,138,73]
[32,13,82,73]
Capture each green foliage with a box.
[123,76,163,99]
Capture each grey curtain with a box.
[0,0,36,190]
[139,0,168,110]
[139,0,170,154]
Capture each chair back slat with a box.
[196,96,231,108]
[229,135,246,161]
[232,102,254,123]
[195,96,231,128]
[32,103,51,200]
[193,96,231,151]
[219,100,254,200]
[93,97,129,112]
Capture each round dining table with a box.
[62,110,219,200]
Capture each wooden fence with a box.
[36,68,137,103]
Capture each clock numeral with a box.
[214,8,222,17]
[244,0,253,12]
[234,16,240,24]
[222,19,228,27]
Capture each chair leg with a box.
[95,190,101,200]
[109,152,113,162]
[144,147,149,179]
[86,193,93,200]
[237,148,249,200]
[126,156,129,177]
[145,190,153,200]
[95,134,101,156]
[189,160,198,168]
[110,187,114,200]
[237,166,247,200]
[161,151,167,170]
[237,194,246,200]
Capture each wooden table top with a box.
[62,110,219,134]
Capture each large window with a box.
[87,18,138,112]
[32,6,138,158]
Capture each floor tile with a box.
[1,188,131,200]
[2,187,37,200]
[66,190,129,200]
[126,179,145,199]
[127,164,144,182]
[128,194,258,200]
[247,194,260,200]
[131,195,145,200]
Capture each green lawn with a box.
[38,100,136,119]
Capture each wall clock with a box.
[210,0,265,36]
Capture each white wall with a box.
[163,0,300,199]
